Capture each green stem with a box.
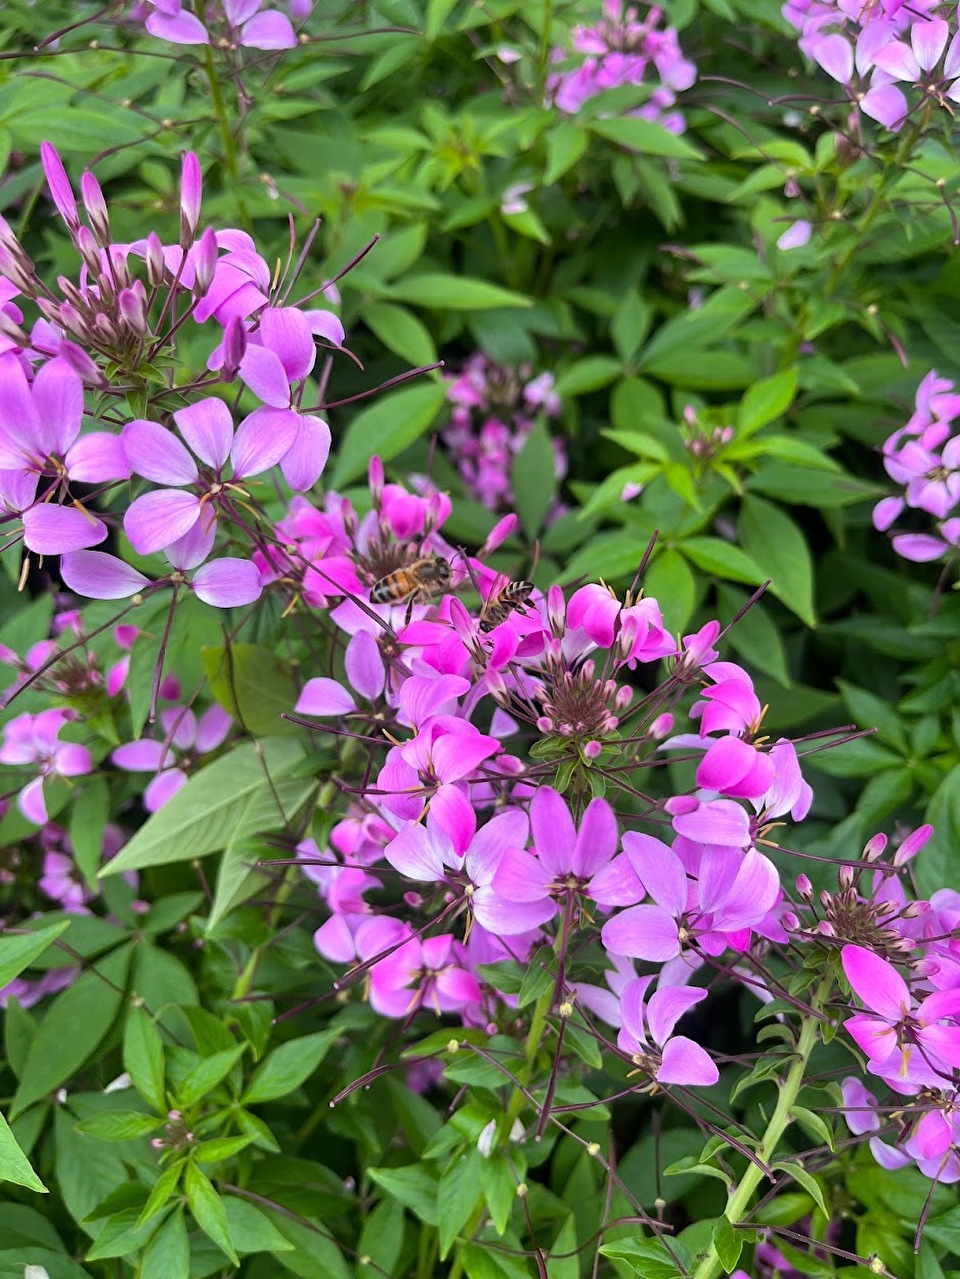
[203,45,238,179]
[691,977,834,1279]
[535,0,553,104]
[824,116,926,297]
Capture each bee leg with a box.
[404,593,419,628]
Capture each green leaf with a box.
[611,291,653,363]
[599,1236,689,1277]
[739,495,816,627]
[679,536,765,586]
[4,998,36,1080]
[332,381,447,487]
[712,1216,743,1271]
[12,945,131,1117]
[836,680,909,753]
[358,1197,404,1278]
[262,1206,352,1279]
[243,1028,339,1104]
[545,121,588,183]
[737,368,798,435]
[916,765,960,900]
[589,117,704,159]
[176,1044,247,1109]
[426,0,459,36]
[545,1216,580,1279]
[512,421,557,538]
[517,947,554,1009]
[184,1162,239,1265]
[75,1111,162,1141]
[0,920,71,992]
[640,288,756,365]
[136,1163,184,1231]
[102,738,306,874]
[224,1196,294,1254]
[791,1106,834,1151]
[0,1111,46,1193]
[437,1149,484,1258]
[362,301,438,367]
[747,464,882,507]
[772,1161,828,1217]
[202,643,300,736]
[644,549,698,632]
[718,585,790,686]
[123,1006,166,1114]
[368,1165,439,1225]
[386,274,531,311]
[69,779,109,889]
[141,1208,189,1279]
[554,356,623,397]
[194,1135,255,1164]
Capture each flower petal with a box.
[174,398,234,470]
[842,944,909,1018]
[231,405,298,479]
[22,504,107,553]
[60,551,151,599]
[123,418,198,484]
[191,557,263,607]
[295,677,357,717]
[124,489,201,555]
[600,905,681,961]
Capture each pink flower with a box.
[111,704,232,811]
[842,944,960,1087]
[368,932,481,1018]
[617,977,719,1085]
[776,219,813,250]
[0,709,92,824]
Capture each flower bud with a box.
[221,314,247,380]
[0,310,28,347]
[795,873,812,900]
[863,832,887,861]
[895,823,933,866]
[368,455,384,502]
[614,685,632,710]
[583,740,602,759]
[54,301,89,341]
[118,287,147,337]
[145,232,166,288]
[0,246,35,294]
[80,171,110,244]
[648,712,674,740]
[75,226,101,277]
[838,863,855,891]
[180,151,203,246]
[547,584,566,637]
[192,226,218,298]
[58,341,107,388]
[481,513,517,555]
[41,141,79,231]
[781,910,799,931]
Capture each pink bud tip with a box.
[80,172,110,244]
[41,141,79,230]
[368,455,384,500]
[482,514,517,554]
[180,151,203,246]
[193,226,218,297]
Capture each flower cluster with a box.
[873,369,960,561]
[547,0,697,134]
[786,0,958,131]
[444,354,565,514]
[0,143,343,612]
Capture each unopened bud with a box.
[903,900,930,918]
[0,246,35,294]
[80,171,111,244]
[583,740,602,759]
[41,140,79,231]
[614,685,632,710]
[648,712,674,740]
[0,310,28,347]
[93,313,118,343]
[781,910,800,931]
[220,313,247,380]
[59,340,106,386]
[145,232,166,288]
[838,864,855,891]
[481,513,517,555]
[180,150,203,246]
[55,301,89,341]
[795,873,812,900]
[547,584,566,637]
[192,226,218,297]
[863,832,887,860]
[118,287,146,337]
[368,455,384,502]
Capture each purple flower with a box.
[122,397,296,556]
[776,219,813,250]
[617,976,719,1086]
[842,944,960,1087]
[600,836,781,961]
[112,704,232,811]
[0,709,92,824]
[368,932,481,1018]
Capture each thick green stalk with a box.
[691,977,834,1279]
[203,45,238,180]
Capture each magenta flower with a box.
[112,704,232,811]
[60,535,263,608]
[122,397,296,555]
[600,836,780,962]
[842,944,960,1086]
[368,932,481,1018]
[491,788,621,925]
[0,709,92,824]
[617,976,719,1086]
[144,0,296,47]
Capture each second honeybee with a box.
[479,580,535,632]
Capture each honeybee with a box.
[479,579,535,632]
[370,555,452,611]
